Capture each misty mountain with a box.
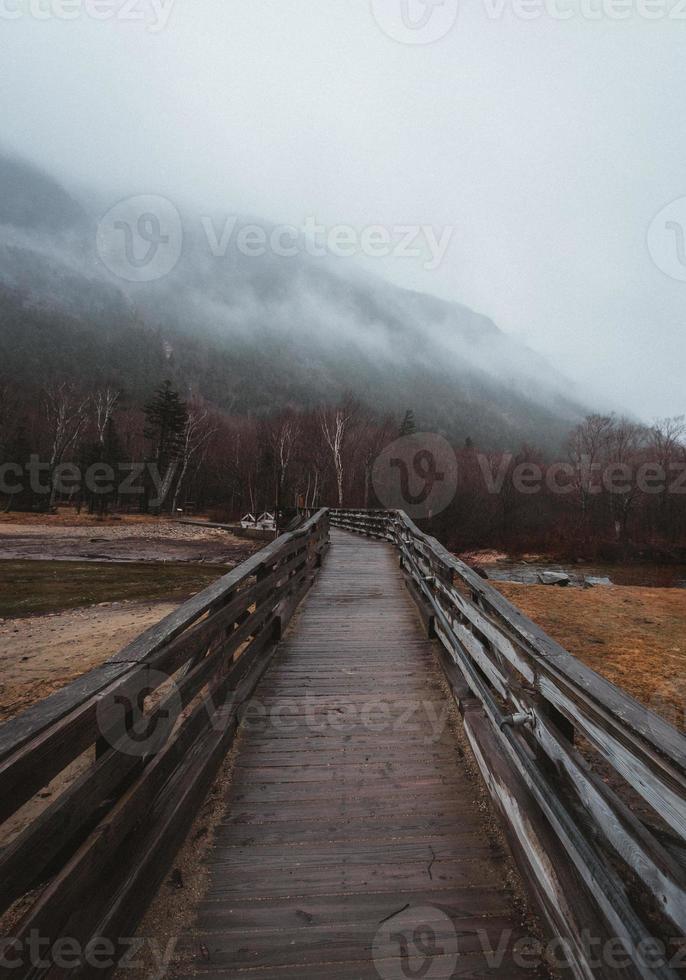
[0,153,588,450]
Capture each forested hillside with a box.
[0,153,587,450]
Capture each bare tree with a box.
[171,406,217,513]
[266,413,301,511]
[650,416,685,466]
[319,399,358,508]
[234,418,261,516]
[93,387,120,446]
[648,416,686,533]
[605,417,645,538]
[44,384,90,509]
[358,414,395,509]
[567,414,614,523]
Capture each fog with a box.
[2,0,685,419]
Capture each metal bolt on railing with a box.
[500,710,536,732]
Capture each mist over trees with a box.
[0,157,683,559]
[0,153,592,457]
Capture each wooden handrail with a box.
[2,506,684,980]
[330,508,686,980]
[0,509,329,977]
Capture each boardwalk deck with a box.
[175,529,537,979]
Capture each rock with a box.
[537,571,571,586]
[584,576,613,587]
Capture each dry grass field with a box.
[496,582,686,732]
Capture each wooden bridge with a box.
[0,510,685,979]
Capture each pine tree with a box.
[399,409,417,437]
[144,381,188,465]
[143,381,188,512]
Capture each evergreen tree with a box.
[144,381,188,465]
[143,381,188,512]
[399,409,417,437]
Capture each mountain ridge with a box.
[0,153,588,450]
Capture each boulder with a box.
[537,571,571,586]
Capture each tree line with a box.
[0,378,684,560]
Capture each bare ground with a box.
[0,515,259,721]
[0,515,253,564]
[0,599,180,723]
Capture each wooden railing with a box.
[330,508,686,980]
[0,509,329,977]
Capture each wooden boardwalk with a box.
[176,529,534,979]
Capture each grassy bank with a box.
[0,560,225,618]
[496,582,686,731]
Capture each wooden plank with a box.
[177,528,533,979]
[0,515,329,978]
[331,512,686,980]
[462,706,620,980]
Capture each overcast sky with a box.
[2,0,685,420]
